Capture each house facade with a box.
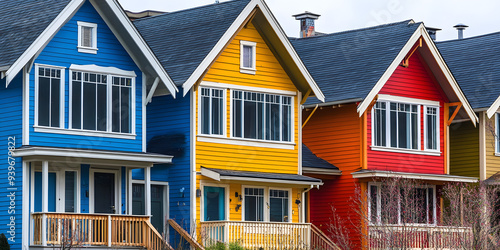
[134,0,333,248]
[0,0,177,249]
[291,19,478,248]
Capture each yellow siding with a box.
[485,115,500,178]
[449,121,479,178]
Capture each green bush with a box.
[0,234,10,250]
[205,241,246,250]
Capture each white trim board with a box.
[351,170,477,183]
[201,168,323,186]
[180,0,324,102]
[356,24,477,125]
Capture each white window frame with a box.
[368,182,437,226]
[34,64,65,128]
[423,105,440,152]
[268,187,293,223]
[200,182,230,222]
[197,87,227,137]
[496,113,500,155]
[240,40,257,74]
[67,65,136,137]
[241,185,293,223]
[77,21,98,54]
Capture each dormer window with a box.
[77,21,97,54]
[240,40,256,74]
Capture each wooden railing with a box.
[369,225,473,249]
[31,213,173,250]
[168,219,204,250]
[201,221,311,249]
[311,224,341,250]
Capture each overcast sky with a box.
[118,0,500,41]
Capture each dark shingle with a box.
[437,32,500,110]
[302,144,338,170]
[0,0,72,69]
[134,0,251,86]
[290,20,420,105]
[202,167,322,183]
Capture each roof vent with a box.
[453,23,468,39]
[293,11,321,38]
[425,27,441,41]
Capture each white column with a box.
[145,167,151,216]
[127,168,133,215]
[41,160,48,246]
[22,161,29,248]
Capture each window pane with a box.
[50,78,60,127]
[428,188,434,224]
[242,45,253,68]
[374,102,386,146]
[370,185,378,224]
[82,26,92,47]
[398,106,409,148]
[112,86,120,132]
[72,80,82,129]
[244,94,257,139]
[38,76,50,127]
[83,82,96,130]
[411,111,418,149]
[233,91,242,138]
[244,188,264,221]
[120,86,131,133]
[270,190,289,222]
[282,97,291,142]
[427,107,438,150]
[390,103,397,147]
[257,100,264,140]
[96,84,107,131]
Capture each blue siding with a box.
[29,0,143,152]
[146,94,192,239]
[0,73,24,249]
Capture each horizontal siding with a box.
[302,104,362,247]
[449,121,479,178]
[368,53,446,174]
[485,114,500,178]
[30,0,143,152]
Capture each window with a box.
[425,107,439,150]
[269,189,289,222]
[369,183,435,225]
[71,71,133,134]
[240,40,256,74]
[244,188,264,221]
[77,21,97,54]
[200,87,224,135]
[233,90,292,142]
[36,66,63,128]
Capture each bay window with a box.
[36,66,63,128]
[232,90,292,142]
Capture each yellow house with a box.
[134,0,329,248]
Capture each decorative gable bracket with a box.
[400,37,422,67]
[446,102,462,126]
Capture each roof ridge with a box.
[437,30,500,44]
[133,0,250,23]
[290,19,417,40]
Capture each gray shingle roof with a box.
[302,144,338,170]
[202,167,322,183]
[0,0,72,69]
[133,0,251,86]
[437,32,500,110]
[290,20,421,105]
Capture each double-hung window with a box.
[71,71,133,134]
[36,65,64,128]
[232,90,292,142]
[240,40,256,74]
[200,87,224,136]
[77,21,97,54]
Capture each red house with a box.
[291,18,478,248]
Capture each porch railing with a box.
[201,221,315,249]
[31,212,172,250]
[369,225,473,249]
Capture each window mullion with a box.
[107,75,112,132]
[80,77,84,130]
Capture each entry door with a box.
[94,172,116,214]
[34,172,57,212]
[204,186,225,221]
[151,185,165,234]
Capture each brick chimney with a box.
[293,11,321,38]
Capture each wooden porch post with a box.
[41,160,48,246]
[145,167,151,217]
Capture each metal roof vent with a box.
[293,11,321,38]
[453,23,469,39]
[426,27,442,41]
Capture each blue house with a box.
[0,0,177,249]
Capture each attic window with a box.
[240,40,256,74]
[77,21,98,54]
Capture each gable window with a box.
[240,40,256,74]
[232,90,292,142]
[369,183,435,225]
[77,21,98,54]
[425,106,439,150]
[70,70,134,134]
[36,65,64,128]
[200,87,225,136]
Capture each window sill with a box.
[34,126,136,140]
[495,153,500,157]
[370,146,441,156]
[240,68,256,75]
[77,46,98,54]
[197,135,295,150]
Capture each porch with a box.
[369,225,472,249]
[200,221,338,249]
[31,212,172,249]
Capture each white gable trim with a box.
[180,0,325,102]
[5,0,85,86]
[356,24,478,125]
[486,97,500,118]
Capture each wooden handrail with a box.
[310,224,341,250]
[168,219,204,250]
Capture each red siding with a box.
[303,104,362,248]
[367,53,448,174]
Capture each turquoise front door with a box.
[204,186,225,221]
